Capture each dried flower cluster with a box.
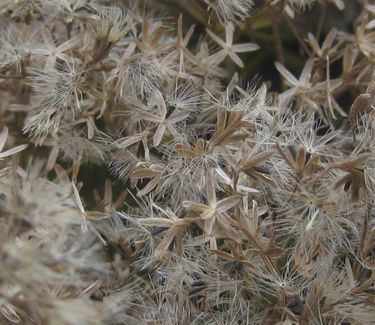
[0,0,375,324]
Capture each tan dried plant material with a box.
[0,0,375,324]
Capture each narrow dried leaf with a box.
[322,28,337,51]
[175,143,195,158]
[194,139,205,155]
[140,112,163,123]
[183,200,206,212]
[47,145,59,170]
[168,111,189,123]
[345,258,355,287]
[204,215,216,234]
[343,45,354,73]
[201,207,216,220]
[88,221,107,245]
[153,89,167,118]
[117,136,142,149]
[220,133,248,145]
[210,249,237,261]
[233,43,260,53]
[295,147,306,173]
[216,214,241,243]
[155,228,178,257]
[137,176,161,196]
[299,58,314,84]
[236,184,259,193]
[226,111,243,130]
[229,51,244,68]
[275,62,299,86]
[307,33,321,55]
[206,169,216,206]
[72,159,81,184]
[78,280,102,299]
[276,143,296,170]
[216,195,241,213]
[137,218,174,227]
[0,144,28,159]
[54,164,70,183]
[131,168,159,179]
[243,151,274,168]
[85,211,109,221]
[0,126,8,152]
[87,117,95,139]
[153,124,166,146]
[305,210,319,231]
[216,108,227,133]
[0,304,21,323]
[72,181,85,215]
[206,28,226,48]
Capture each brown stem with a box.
[315,1,327,41]
[353,200,371,275]
[284,16,312,57]
[270,5,285,64]
[333,57,369,97]
[0,74,24,80]
[158,0,208,27]
[246,0,275,19]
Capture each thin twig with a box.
[0,74,24,80]
[315,1,327,41]
[270,5,284,64]
[353,200,372,275]
[246,0,275,19]
[159,0,208,27]
[284,15,313,57]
